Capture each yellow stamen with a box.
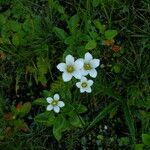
[67,65,74,73]
[51,100,58,106]
[84,63,91,70]
[81,82,87,88]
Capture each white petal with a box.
[58,101,65,107]
[85,87,92,93]
[62,72,72,82]
[80,88,86,93]
[89,69,97,78]
[85,52,93,61]
[47,105,53,111]
[74,59,84,70]
[53,106,60,113]
[81,76,87,82]
[76,82,81,88]
[88,80,94,86]
[66,55,74,65]
[54,94,60,100]
[57,63,66,72]
[81,69,89,76]
[46,97,53,103]
[90,59,100,68]
[72,71,82,79]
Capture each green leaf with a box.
[0,14,6,26]
[73,103,87,114]
[35,112,55,126]
[64,36,75,45]
[69,113,83,128]
[135,144,144,150]
[142,134,150,146]
[105,30,118,40]
[12,34,20,46]
[94,20,105,33]
[18,102,31,118]
[85,40,97,50]
[53,115,68,141]
[87,101,119,130]
[122,102,136,144]
[33,98,47,106]
[53,27,68,41]
[68,15,79,30]
[93,0,100,7]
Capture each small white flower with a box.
[57,54,83,82]
[46,94,65,113]
[79,52,100,78]
[76,77,93,93]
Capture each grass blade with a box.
[87,101,119,131]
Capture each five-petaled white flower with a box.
[76,77,93,93]
[57,55,83,82]
[79,52,100,78]
[46,94,65,113]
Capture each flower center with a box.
[84,63,91,70]
[51,100,58,106]
[81,82,87,88]
[67,65,74,73]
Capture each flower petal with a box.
[46,97,53,103]
[53,106,60,113]
[57,63,66,72]
[85,52,93,62]
[54,94,60,100]
[62,72,72,82]
[76,82,81,88]
[81,76,87,82]
[85,87,92,93]
[80,88,86,93]
[58,101,65,107]
[72,71,82,79]
[66,55,74,65]
[88,80,94,86]
[90,59,100,68]
[47,105,53,111]
[74,59,84,70]
[89,69,97,78]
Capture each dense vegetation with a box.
[0,0,150,149]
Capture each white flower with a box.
[79,52,100,78]
[46,94,65,113]
[76,77,93,93]
[57,55,83,82]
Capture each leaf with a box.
[105,30,118,40]
[87,101,119,130]
[18,102,31,118]
[35,112,55,126]
[33,98,47,106]
[93,0,100,7]
[135,144,144,150]
[85,40,97,50]
[122,102,136,144]
[69,113,83,128]
[73,103,87,114]
[12,34,20,46]
[53,115,68,141]
[53,27,68,41]
[142,134,150,146]
[68,15,79,31]
[94,20,105,33]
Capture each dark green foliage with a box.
[0,0,150,149]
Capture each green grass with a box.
[0,0,150,149]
